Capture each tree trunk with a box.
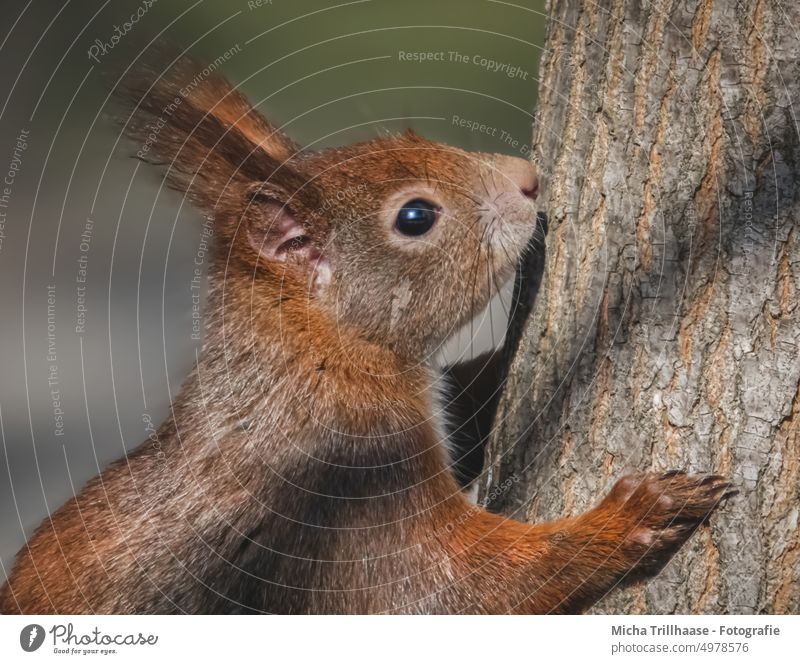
[483,0,800,614]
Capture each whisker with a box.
[486,232,496,349]
[468,216,493,359]
[460,191,486,207]
[489,239,511,321]
[477,169,493,201]
[496,232,523,315]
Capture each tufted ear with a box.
[115,48,301,216]
[244,188,331,293]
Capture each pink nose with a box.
[522,180,539,200]
[496,155,539,201]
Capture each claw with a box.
[662,469,686,478]
[698,474,726,486]
[707,482,733,496]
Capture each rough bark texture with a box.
[483,0,800,614]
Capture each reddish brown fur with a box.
[0,52,731,614]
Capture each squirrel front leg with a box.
[443,470,733,614]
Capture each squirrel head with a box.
[118,52,540,361]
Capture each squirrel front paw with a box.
[597,470,735,579]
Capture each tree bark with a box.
[483,0,800,614]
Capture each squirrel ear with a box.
[245,190,331,292]
[114,49,302,216]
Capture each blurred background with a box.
[0,0,546,580]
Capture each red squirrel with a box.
[0,52,733,614]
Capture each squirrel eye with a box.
[395,199,440,237]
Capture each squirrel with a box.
[0,51,733,614]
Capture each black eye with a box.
[395,199,439,236]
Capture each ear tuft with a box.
[113,47,301,214]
